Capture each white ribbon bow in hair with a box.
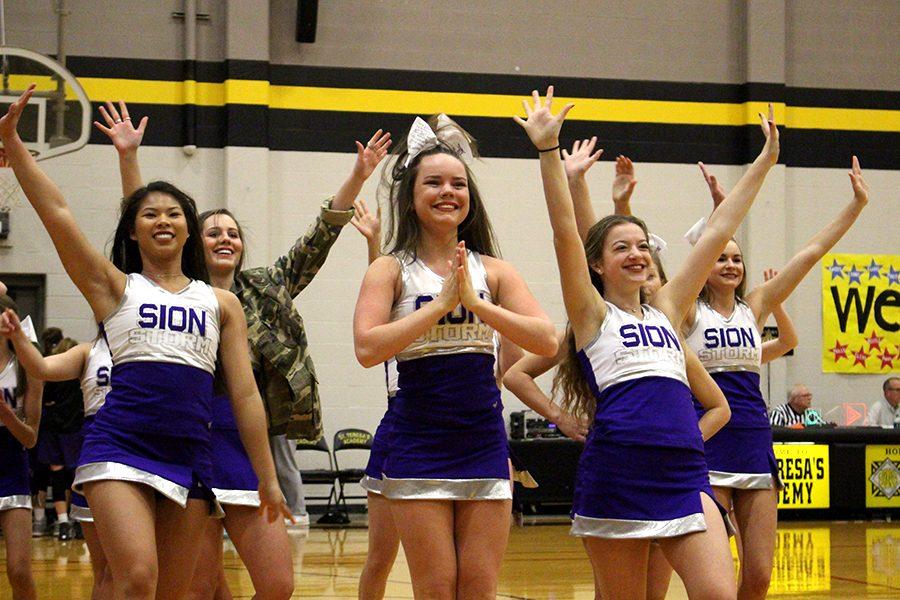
[649,233,668,255]
[404,114,474,168]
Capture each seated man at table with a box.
[770,384,824,427]
[865,377,900,427]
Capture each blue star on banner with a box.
[827,259,845,280]
[847,264,863,284]
[866,259,883,279]
[888,266,900,286]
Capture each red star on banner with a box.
[830,340,848,362]
[866,330,883,351]
[852,346,870,368]
[878,347,896,370]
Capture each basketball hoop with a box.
[0,146,35,211]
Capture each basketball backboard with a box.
[0,46,90,161]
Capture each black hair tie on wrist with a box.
[537,144,560,153]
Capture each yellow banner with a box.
[867,528,900,591]
[768,527,831,594]
[865,445,900,508]
[822,253,900,374]
[774,443,830,509]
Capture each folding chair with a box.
[332,428,374,519]
[295,437,338,518]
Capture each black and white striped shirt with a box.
[769,403,807,427]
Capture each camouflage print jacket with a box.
[232,198,353,442]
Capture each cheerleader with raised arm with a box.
[682,157,869,599]
[0,85,289,600]
[517,87,778,599]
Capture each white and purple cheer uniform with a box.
[378,251,511,501]
[359,358,398,495]
[73,274,221,508]
[572,302,725,538]
[207,393,260,508]
[70,336,112,522]
[685,299,779,489]
[0,357,31,511]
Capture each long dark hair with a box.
[699,238,747,303]
[552,214,652,422]
[110,181,209,282]
[0,295,29,398]
[199,208,246,273]
[380,115,499,259]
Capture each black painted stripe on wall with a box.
[87,101,896,169]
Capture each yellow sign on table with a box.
[774,443,830,509]
[821,253,899,374]
[768,527,831,594]
[865,445,900,508]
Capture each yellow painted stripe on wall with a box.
[6,75,898,132]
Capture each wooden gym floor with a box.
[4,519,899,598]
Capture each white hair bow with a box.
[649,233,668,255]
[404,114,474,168]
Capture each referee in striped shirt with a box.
[769,384,815,426]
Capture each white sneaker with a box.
[286,513,310,528]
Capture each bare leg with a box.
[154,498,210,600]
[645,542,673,600]
[0,508,36,600]
[658,493,736,600]
[454,499,512,599]
[358,492,400,600]
[582,537,649,600]
[84,481,158,600]
[224,504,294,599]
[732,488,777,600]
[390,499,456,599]
[186,518,227,600]
[81,521,113,599]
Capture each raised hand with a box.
[513,86,574,150]
[93,101,148,154]
[698,162,726,208]
[763,268,778,283]
[758,102,780,166]
[612,155,638,206]
[848,156,869,205]
[353,129,392,180]
[0,84,36,141]
[350,199,381,243]
[562,137,603,179]
[0,308,22,338]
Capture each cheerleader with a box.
[353,114,556,598]
[0,295,42,600]
[0,85,288,600]
[518,87,778,599]
[95,100,392,599]
[682,158,869,599]
[1,312,113,598]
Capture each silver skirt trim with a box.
[709,470,775,490]
[360,475,383,495]
[0,495,32,511]
[70,504,93,522]
[211,488,260,508]
[571,511,707,539]
[381,476,512,501]
[74,461,189,507]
